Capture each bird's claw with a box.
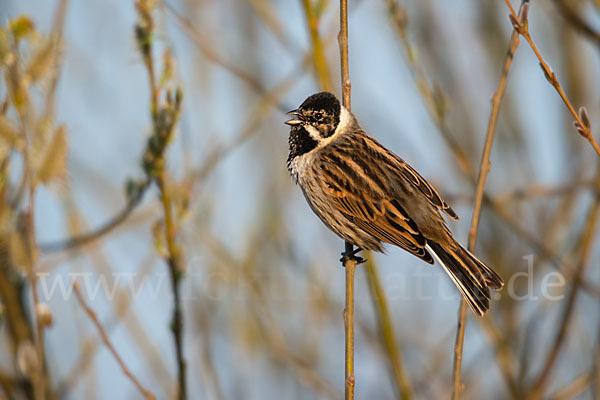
[340,248,366,265]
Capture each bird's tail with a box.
[426,241,503,316]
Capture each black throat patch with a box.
[287,125,318,166]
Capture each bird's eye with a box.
[314,112,323,120]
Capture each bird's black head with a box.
[285,92,346,164]
[285,92,341,139]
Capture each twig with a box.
[528,173,600,399]
[72,284,156,400]
[162,1,289,113]
[155,174,187,400]
[0,367,28,400]
[338,1,355,399]
[56,250,171,397]
[38,181,150,253]
[338,0,351,109]
[549,371,593,400]
[247,0,299,52]
[198,229,341,399]
[468,0,527,249]
[301,0,334,92]
[135,2,187,398]
[187,54,310,190]
[451,301,468,399]
[479,317,521,398]
[364,256,413,399]
[41,4,306,255]
[451,2,527,398]
[444,180,594,205]
[385,0,474,178]
[40,9,307,256]
[389,3,596,397]
[15,35,47,400]
[595,323,600,400]
[494,180,594,203]
[483,193,600,301]
[504,0,600,158]
[37,0,152,255]
[552,0,600,48]
[343,243,356,400]
[23,158,45,400]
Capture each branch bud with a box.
[578,106,590,129]
[508,13,523,33]
[573,121,590,139]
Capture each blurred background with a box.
[0,0,599,399]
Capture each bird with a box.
[285,91,503,316]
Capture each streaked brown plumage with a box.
[285,92,503,316]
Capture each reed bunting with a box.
[285,92,503,316]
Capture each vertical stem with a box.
[20,102,45,400]
[528,181,600,399]
[451,300,467,400]
[338,1,354,398]
[26,188,45,400]
[135,4,186,397]
[338,0,350,109]
[156,174,186,400]
[301,0,333,92]
[504,0,600,158]
[451,2,528,398]
[365,256,413,399]
[343,247,356,400]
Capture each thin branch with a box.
[15,33,47,399]
[301,0,334,91]
[494,180,594,204]
[364,256,413,399]
[338,0,351,109]
[162,1,289,113]
[135,2,187,398]
[247,0,299,52]
[73,284,156,400]
[528,173,600,399]
[452,2,527,398]
[451,301,468,399]
[39,10,308,256]
[385,0,474,177]
[595,314,600,400]
[343,248,356,400]
[552,0,600,48]
[504,0,600,158]
[40,10,307,255]
[155,175,187,400]
[483,193,600,300]
[468,0,527,253]
[198,229,341,399]
[187,55,309,190]
[38,181,150,253]
[24,173,45,400]
[338,1,355,399]
[549,371,593,400]
[479,317,521,398]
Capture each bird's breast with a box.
[287,151,317,184]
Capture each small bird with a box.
[285,92,503,316]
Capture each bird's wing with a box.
[396,161,459,220]
[318,158,434,263]
[361,135,459,220]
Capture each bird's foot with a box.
[340,248,366,265]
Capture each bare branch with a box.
[73,284,156,400]
[452,1,527,398]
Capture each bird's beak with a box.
[285,109,302,126]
